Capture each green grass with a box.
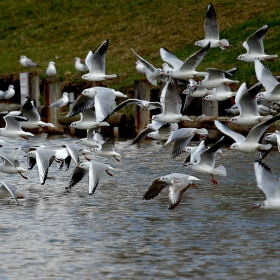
[0,0,279,90]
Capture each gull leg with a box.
[210,174,217,185]
[106,170,113,176]
[19,172,28,180]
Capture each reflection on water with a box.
[0,135,280,279]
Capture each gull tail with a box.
[15,189,29,199]
[219,39,230,50]
[105,74,117,80]
[212,165,227,176]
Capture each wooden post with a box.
[201,99,219,139]
[29,74,40,106]
[134,80,151,133]
[44,82,64,133]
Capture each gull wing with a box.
[67,162,89,189]
[143,178,169,200]
[85,39,108,74]
[161,78,182,114]
[245,25,268,54]
[180,43,210,71]
[204,3,219,39]
[168,182,190,210]
[160,47,183,69]
[21,98,40,122]
[255,59,279,92]
[129,127,156,146]
[88,161,109,195]
[65,95,95,117]
[246,113,280,143]
[236,82,261,117]
[214,120,246,143]
[254,160,280,200]
[0,182,18,204]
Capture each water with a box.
[0,135,280,279]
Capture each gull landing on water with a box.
[143,173,200,210]
[195,3,230,50]
[82,39,117,82]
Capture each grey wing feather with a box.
[143,179,169,200]
[65,95,95,117]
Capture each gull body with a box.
[20,55,38,68]
[82,39,117,82]
[74,57,88,72]
[195,4,230,50]
[46,61,57,79]
[237,25,278,62]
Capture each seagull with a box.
[195,3,230,50]
[143,173,200,210]
[74,57,88,72]
[0,182,29,204]
[91,135,122,162]
[183,81,214,98]
[66,160,117,195]
[215,113,280,154]
[65,87,126,119]
[253,160,280,208]
[164,128,208,158]
[46,61,57,80]
[152,78,193,124]
[255,59,280,102]
[82,39,117,82]
[70,107,110,130]
[0,112,34,139]
[194,68,239,89]
[24,148,57,185]
[49,92,69,108]
[75,128,102,148]
[131,48,162,86]
[147,123,179,141]
[21,97,54,129]
[160,43,210,80]
[228,82,271,126]
[225,104,239,115]
[237,25,278,62]
[0,85,15,100]
[204,84,237,102]
[20,55,38,68]
[0,155,28,179]
[185,137,226,184]
[112,98,162,114]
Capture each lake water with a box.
[0,135,280,279]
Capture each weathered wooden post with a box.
[29,74,40,106]
[44,82,64,133]
[201,99,219,139]
[134,80,151,134]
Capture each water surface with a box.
[0,135,279,279]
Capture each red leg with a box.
[210,174,217,185]
[19,173,28,180]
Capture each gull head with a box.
[81,74,89,80]
[256,92,264,98]
[194,40,203,47]
[229,143,239,150]
[237,55,245,61]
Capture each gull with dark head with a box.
[143,173,200,210]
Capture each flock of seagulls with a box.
[1,3,280,210]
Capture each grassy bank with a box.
[0,0,279,90]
